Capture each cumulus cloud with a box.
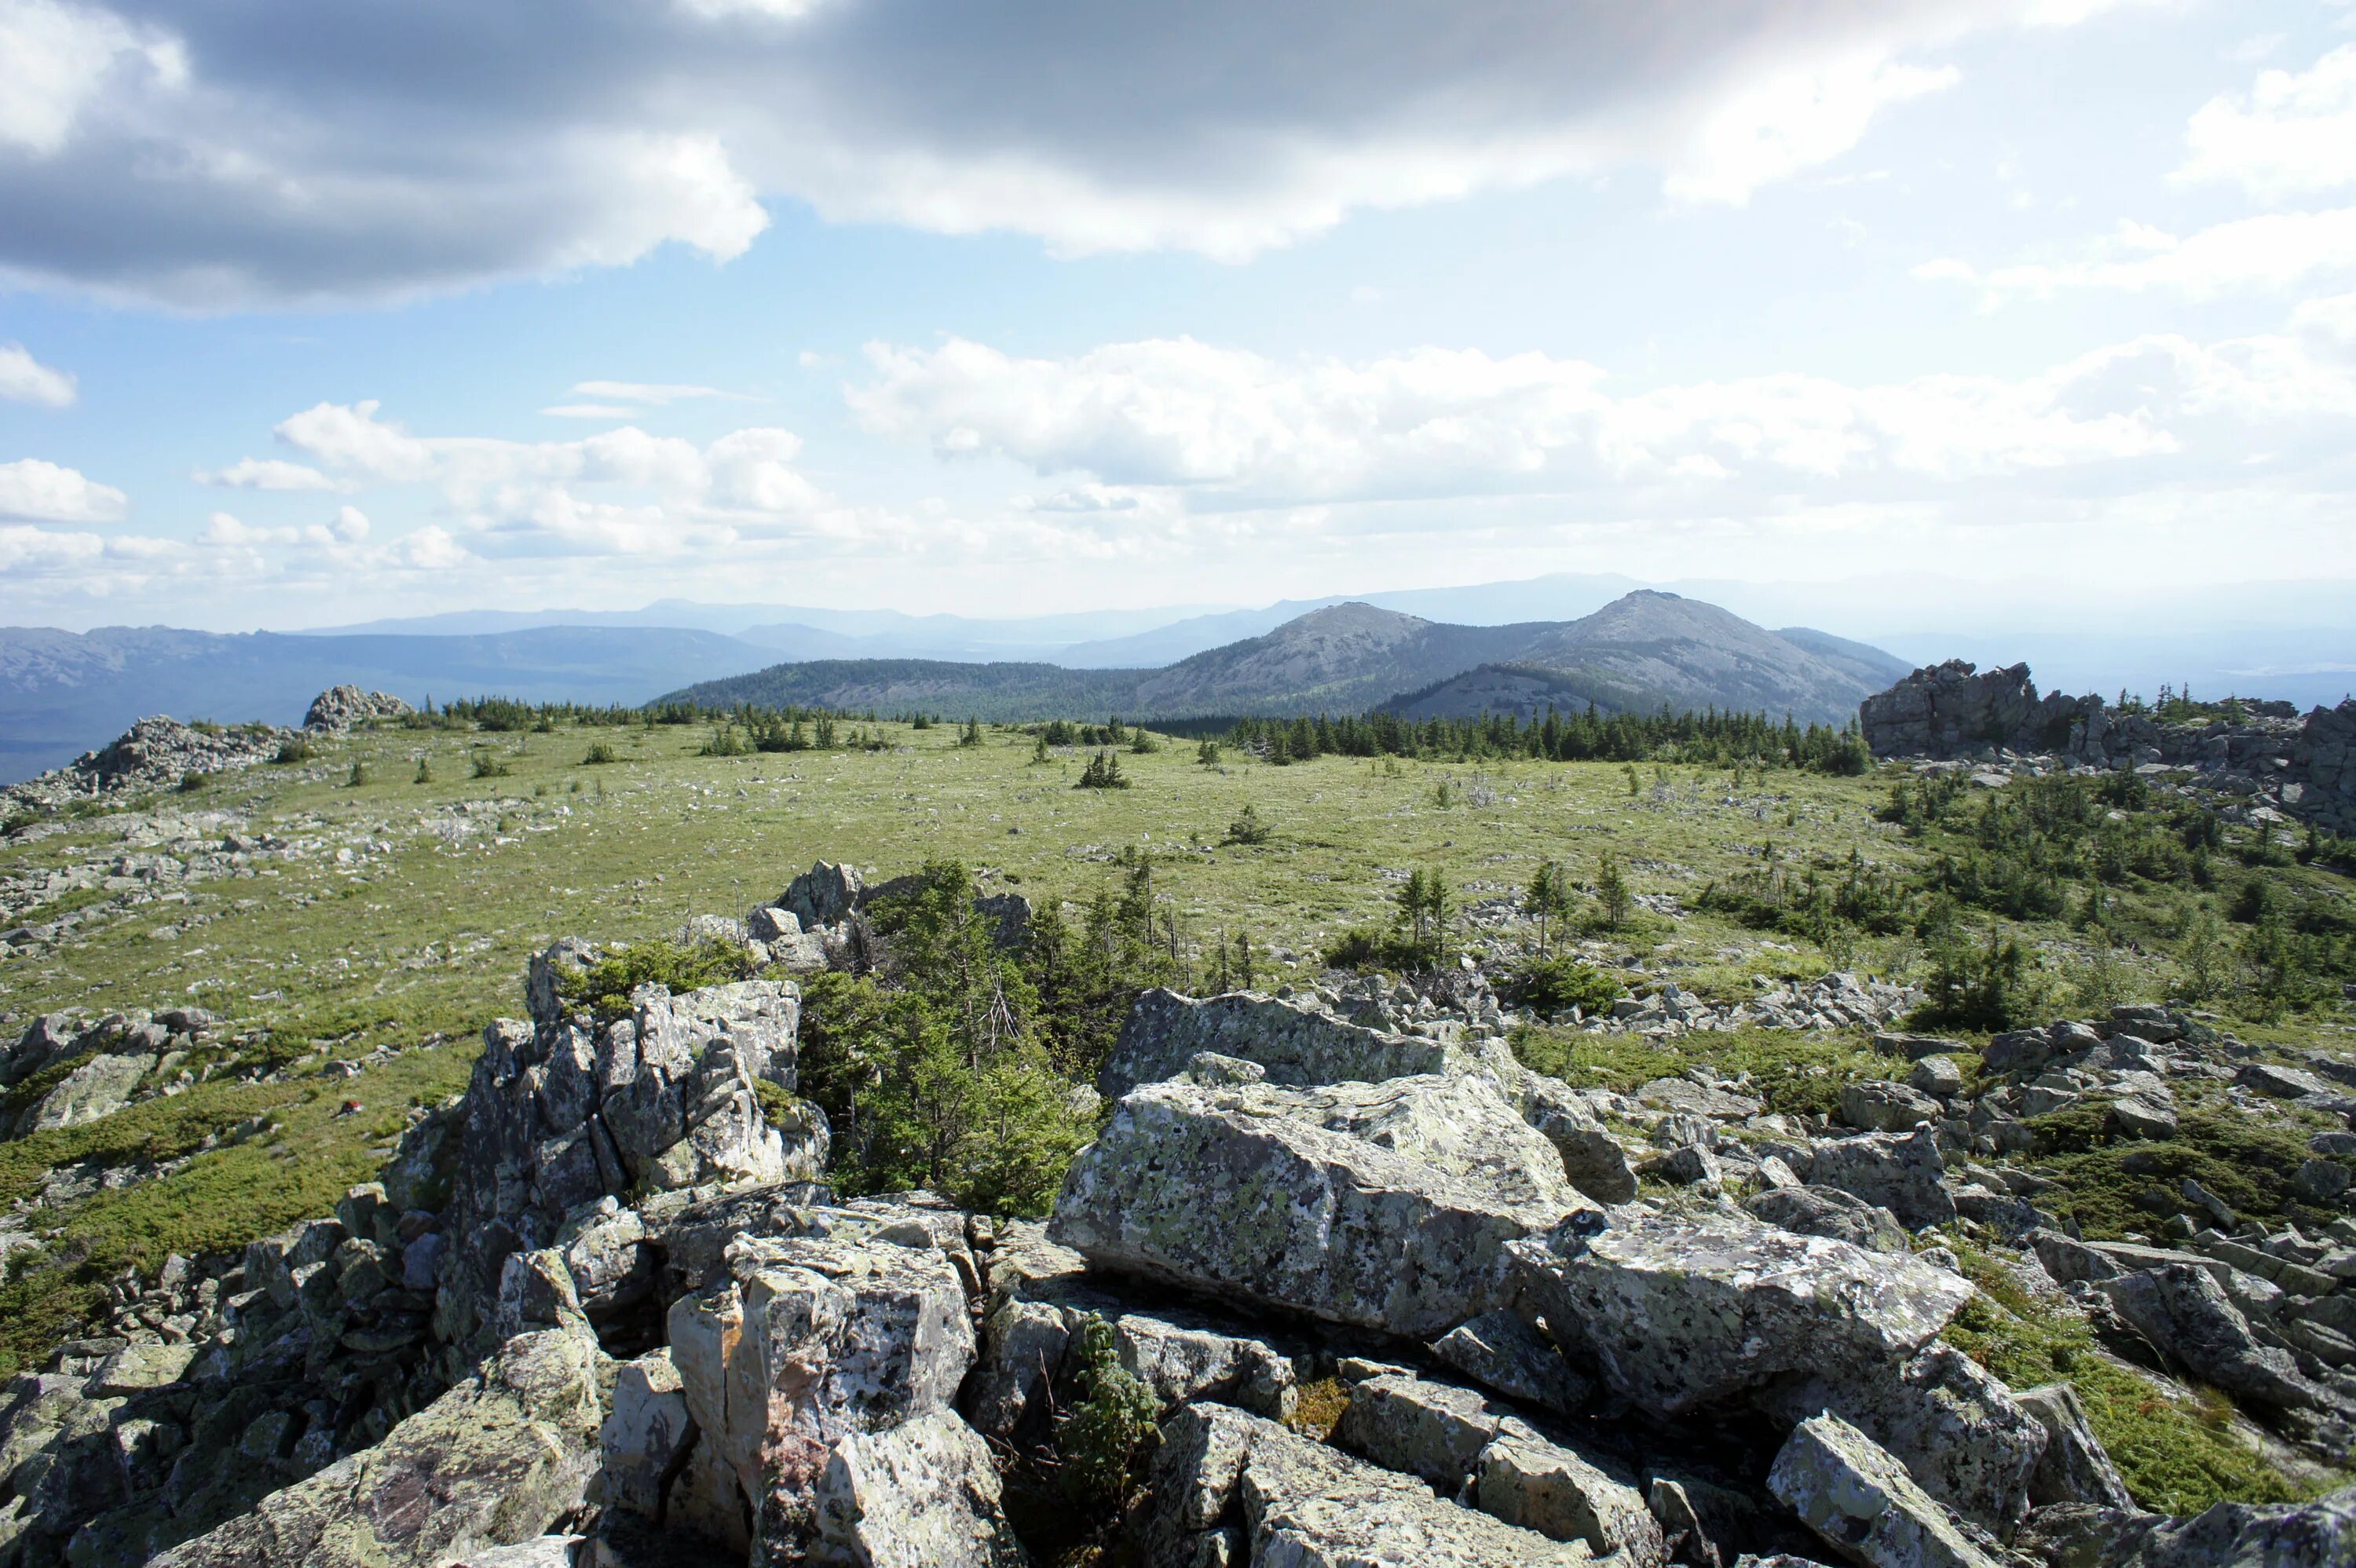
[0,456,127,521]
[0,342,76,406]
[194,456,338,491]
[2179,44,2356,200]
[1914,208,2356,303]
[0,0,2128,305]
[846,335,2202,506]
[0,521,105,572]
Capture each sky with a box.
[3,0,2356,634]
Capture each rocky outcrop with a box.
[149,1323,602,1568]
[1859,661,2356,835]
[302,686,412,733]
[2,717,287,816]
[434,942,825,1357]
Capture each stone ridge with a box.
[1860,660,2355,835]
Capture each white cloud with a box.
[0,456,127,522]
[393,524,468,570]
[2294,291,2356,358]
[569,380,733,404]
[195,455,338,491]
[0,521,104,573]
[330,504,369,541]
[0,0,183,157]
[2179,44,2356,200]
[1917,208,2356,303]
[847,334,2195,505]
[0,342,76,407]
[273,400,436,483]
[1664,54,1957,205]
[542,404,640,420]
[0,1,2131,304]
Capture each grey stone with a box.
[1331,1373,1505,1488]
[1512,1213,1970,1416]
[1429,1309,1593,1416]
[1908,1058,1966,1098]
[809,1408,1026,1568]
[668,1231,974,1555]
[1049,1073,1586,1336]
[1842,1081,1943,1134]
[1524,1076,1640,1205]
[2098,1264,2336,1413]
[2235,1062,2334,1100]
[1745,1186,1912,1255]
[2016,1382,2137,1511]
[29,1052,154,1131]
[1758,1345,2043,1534]
[1143,1402,1592,1568]
[1767,1412,1999,1568]
[1099,988,1453,1100]
[2123,1484,2356,1568]
[151,1325,604,1568]
[1475,1424,1664,1564]
[1809,1128,1956,1229]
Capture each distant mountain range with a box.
[664,593,1912,729]
[0,626,777,782]
[7,568,2351,785]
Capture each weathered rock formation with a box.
[302,685,413,732]
[1860,660,2356,835]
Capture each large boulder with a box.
[1049,1073,1588,1336]
[27,1052,154,1131]
[2097,1265,2340,1413]
[1141,1402,1592,1568]
[1768,1413,2000,1568]
[1099,988,1454,1100]
[810,1409,1027,1568]
[1758,1345,2044,1534]
[2120,1484,2356,1568]
[1807,1129,1955,1230]
[149,1325,603,1568]
[1511,1213,1971,1417]
[665,1229,982,1558]
[303,685,413,732]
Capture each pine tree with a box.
[1596,854,1633,930]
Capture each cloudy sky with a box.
[4,0,2355,631]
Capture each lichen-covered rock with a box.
[2118,1484,2356,1568]
[1331,1373,1503,1488]
[1744,1186,1912,1255]
[1429,1310,1593,1416]
[1512,1214,1970,1417]
[2098,1265,2340,1413]
[434,954,821,1357]
[1475,1424,1664,1565]
[1141,1402,1592,1568]
[1767,1413,1999,1568]
[1099,988,1454,1100]
[667,1231,974,1555]
[1758,1345,2044,1534]
[1806,1129,1955,1230]
[598,1350,696,1522]
[28,1052,154,1132]
[810,1408,1026,1568]
[1049,1074,1586,1336]
[149,1325,603,1568]
[303,685,412,732]
[1521,1076,1640,1204]
[2015,1383,2137,1512]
